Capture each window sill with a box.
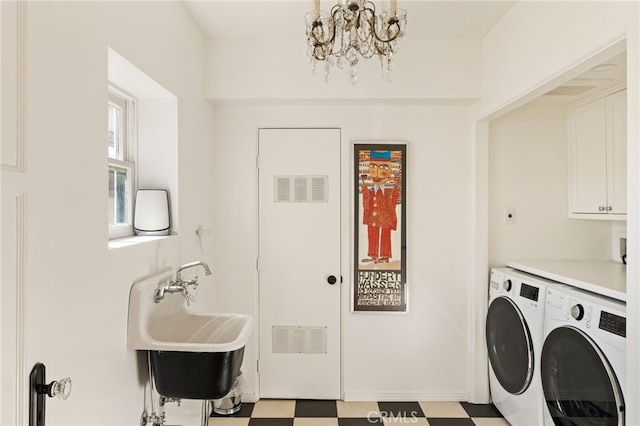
[108,234,175,250]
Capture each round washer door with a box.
[541,326,624,426]
[486,296,534,395]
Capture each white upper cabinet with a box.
[568,88,627,219]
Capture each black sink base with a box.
[150,347,245,400]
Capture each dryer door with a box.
[541,326,624,426]
[486,296,534,394]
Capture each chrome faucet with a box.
[154,282,186,302]
[154,261,212,303]
[176,261,211,281]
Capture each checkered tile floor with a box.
[209,400,509,425]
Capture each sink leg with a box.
[201,400,211,426]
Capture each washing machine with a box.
[541,284,626,426]
[486,268,565,426]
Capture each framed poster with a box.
[353,143,407,312]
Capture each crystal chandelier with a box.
[305,0,407,84]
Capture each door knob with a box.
[30,363,72,426]
[327,275,337,285]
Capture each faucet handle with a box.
[153,288,163,303]
[182,289,196,306]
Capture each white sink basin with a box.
[127,270,254,353]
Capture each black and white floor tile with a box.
[209,400,509,425]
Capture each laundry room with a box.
[489,51,628,268]
[3,1,639,425]
[486,46,629,425]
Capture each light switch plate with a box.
[504,207,516,224]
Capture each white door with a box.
[258,128,341,399]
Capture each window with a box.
[107,47,178,247]
[108,88,136,239]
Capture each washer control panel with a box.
[568,298,593,328]
[599,311,626,337]
[520,283,540,302]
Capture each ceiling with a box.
[182,0,626,104]
[541,51,627,103]
[182,0,517,41]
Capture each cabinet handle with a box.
[607,206,613,211]
[599,206,605,211]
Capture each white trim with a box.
[108,84,138,169]
[469,121,490,403]
[16,194,26,425]
[108,223,134,240]
[1,0,27,171]
[12,193,27,425]
[107,234,173,250]
[566,82,627,111]
[109,158,134,170]
[624,27,640,425]
[107,88,137,240]
[108,161,135,240]
[343,391,470,402]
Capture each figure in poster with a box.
[354,144,406,312]
[360,150,400,264]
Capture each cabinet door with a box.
[606,89,627,214]
[569,97,607,214]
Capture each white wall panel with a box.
[1,0,27,170]
[1,193,26,426]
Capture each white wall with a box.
[204,32,488,404]
[1,1,215,425]
[206,38,482,101]
[209,104,475,401]
[489,100,614,266]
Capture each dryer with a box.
[542,284,626,426]
[486,268,565,426]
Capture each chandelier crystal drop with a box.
[305,0,407,84]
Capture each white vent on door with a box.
[294,177,307,202]
[276,178,290,202]
[272,326,327,354]
[274,176,328,203]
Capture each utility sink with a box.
[127,270,254,399]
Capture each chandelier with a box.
[305,0,407,84]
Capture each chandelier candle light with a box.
[306,0,407,84]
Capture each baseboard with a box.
[342,391,470,402]
[245,391,470,403]
[241,392,258,403]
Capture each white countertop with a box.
[506,259,626,302]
